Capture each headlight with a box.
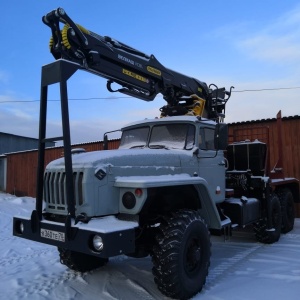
[122,192,136,209]
[93,235,104,251]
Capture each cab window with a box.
[199,127,215,150]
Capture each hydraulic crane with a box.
[42,7,233,120]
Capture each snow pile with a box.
[1,192,300,299]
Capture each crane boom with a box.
[42,7,233,119]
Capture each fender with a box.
[195,184,230,230]
[114,174,204,188]
[114,174,230,230]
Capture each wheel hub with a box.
[191,247,201,262]
[185,239,201,273]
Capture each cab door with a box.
[197,125,226,204]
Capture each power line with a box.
[0,96,132,103]
[1,86,300,103]
[233,86,300,93]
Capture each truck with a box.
[13,8,299,299]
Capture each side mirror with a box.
[103,129,122,150]
[214,123,228,150]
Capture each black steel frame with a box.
[31,59,80,232]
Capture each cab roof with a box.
[122,115,216,129]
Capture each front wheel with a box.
[151,210,211,299]
[58,248,108,272]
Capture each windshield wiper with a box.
[149,144,169,150]
[129,145,146,149]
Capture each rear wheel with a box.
[277,188,295,233]
[151,210,211,299]
[58,247,108,272]
[254,194,282,244]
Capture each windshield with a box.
[149,124,194,149]
[119,127,149,149]
[120,123,195,150]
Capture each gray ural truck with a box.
[13,8,299,299]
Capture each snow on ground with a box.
[1,192,300,300]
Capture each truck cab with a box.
[41,116,228,229]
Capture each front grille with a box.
[44,171,84,212]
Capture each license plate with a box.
[40,228,65,242]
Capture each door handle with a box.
[219,158,228,169]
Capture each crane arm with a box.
[42,8,233,119]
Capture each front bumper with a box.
[13,213,138,258]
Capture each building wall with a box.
[0,132,54,155]
[0,156,7,191]
[0,133,54,192]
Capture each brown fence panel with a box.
[6,139,120,197]
[228,117,300,181]
[6,151,37,197]
[5,118,299,216]
[228,117,300,216]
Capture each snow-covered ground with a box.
[1,192,300,300]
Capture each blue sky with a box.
[0,0,300,144]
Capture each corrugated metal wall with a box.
[5,139,120,197]
[228,116,300,182]
[228,116,300,217]
[4,117,300,215]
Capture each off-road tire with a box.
[254,194,282,244]
[151,210,211,299]
[58,247,108,272]
[277,188,295,233]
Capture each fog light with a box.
[15,220,24,234]
[93,235,104,251]
[122,192,136,209]
[19,221,24,234]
